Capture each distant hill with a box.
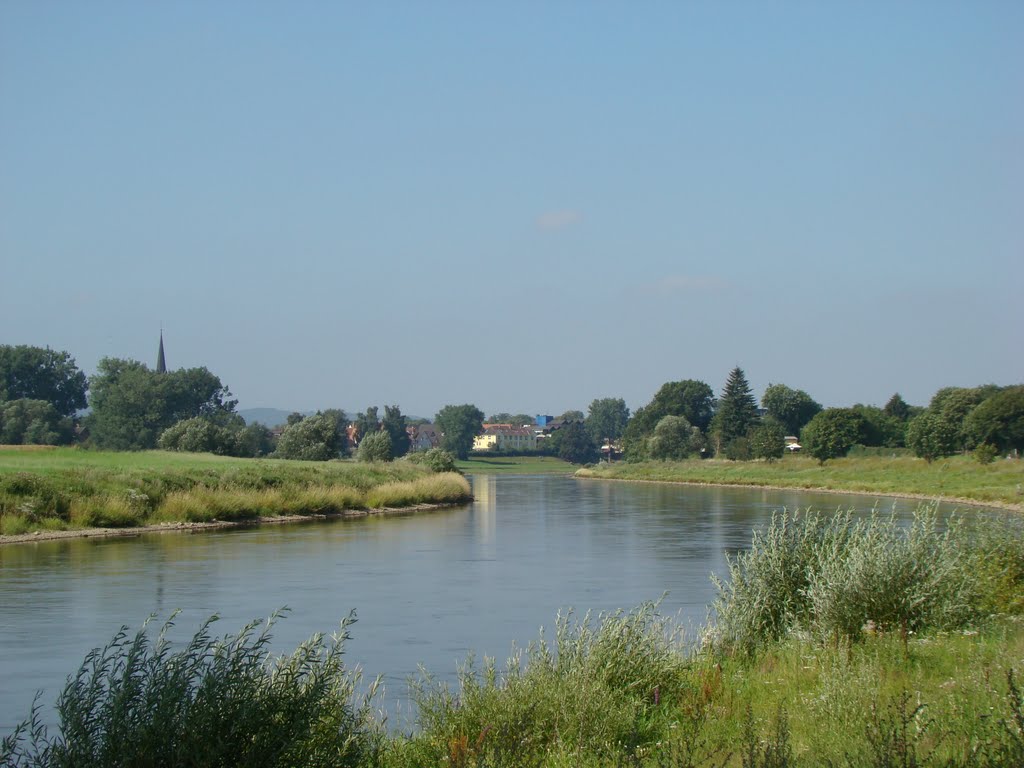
[238,408,311,428]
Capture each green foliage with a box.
[435,404,485,460]
[159,417,276,458]
[883,392,911,421]
[761,383,821,436]
[584,397,630,443]
[905,411,959,462]
[713,367,759,448]
[622,379,715,459]
[850,404,906,448]
[711,506,979,653]
[724,436,753,461]
[353,407,379,442]
[974,442,999,465]
[1,612,380,768]
[0,399,75,445]
[486,412,533,426]
[357,430,393,462]
[381,405,410,458]
[929,385,999,452]
[556,420,598,464]
[0,344,88,417]
[750,420,785,461]
[233,422,276,457]
[405,448,458,474]
[86,358,237,451]
[965,385,1024,454]
[275,411,347,461]
[158,417,236,455]
[800,408,866,464]
[647,415,701,460]
[400,602,689,767]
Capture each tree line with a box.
[1,344,1021,465]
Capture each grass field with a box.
[456,455,578,475]
[0,447,472,536]
[578,454,1024,509]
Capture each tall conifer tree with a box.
[713,367,759,446]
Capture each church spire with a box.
[156,330,167,374]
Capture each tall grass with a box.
[1,612,380,768]
[389,601,697,767]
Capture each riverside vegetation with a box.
[0,447,471,537]
[4,505,1024,767]
[577,454,1024,509]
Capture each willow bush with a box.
[1,612,380,768]
[711,505,983,653]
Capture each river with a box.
[0,474,972,733]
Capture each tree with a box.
[234,422,276,458]
[557,421,598,464]
[286,412,305,426]
[749,419,786,461]
[354,407,380,443]
[558,410,585,423]
[435,404,484,460]
[0,398,75,445]
[883,393,911,421]
[906,412,959,462]
[928,386,1001,452]
[647,415,701,461]
[761,383,821,436]
[800,408,866,464]
[0,345,88,417]
[275,411,346,461]
[965,385,1024,454]
[381,405,410,458]
[585,398,630,445]
[86,358,237,450]
[712,367,759,448]
[357,430,393,462]
[622,379,715,459]
[850,404,906,448]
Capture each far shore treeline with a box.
[0,343,1021,466]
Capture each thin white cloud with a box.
[535,210,583,232]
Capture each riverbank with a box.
[577,454,1024,510]
[456,455,577,475]
[0,447,472,541]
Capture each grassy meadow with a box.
[0,447,472,536]
[578,454,1024,508]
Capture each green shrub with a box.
[975,442,999,464]
[405,448,458,474]
[1,612,380,768]
[712,505,980,652]
[357,430,393,462]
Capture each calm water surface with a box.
[0,475,971,732]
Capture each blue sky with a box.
[2,2,1021,418]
